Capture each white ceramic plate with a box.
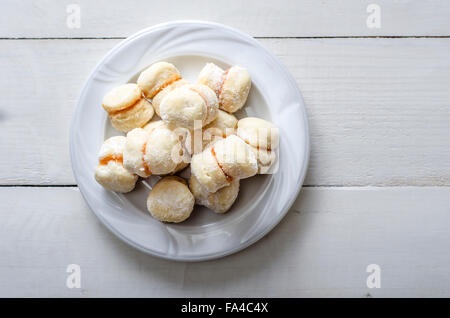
[70,21,309,261]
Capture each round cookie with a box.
[237,117,279,150]
[189,176,240,214]
[147,176,195,223]
[212,135,258,180]
[102,84,154,133]
[202,109,238,148]
[94,136,138,193]
[152,79,188,117]
[137,62,181,99]
[190,145,230,193]
[159,84,219,129]
[198,63,251,113]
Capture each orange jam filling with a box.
[99,154,123,165]
[142,142,152,176]
[107,97,142,116]
[151,76,182,98]
[211,147,233,182]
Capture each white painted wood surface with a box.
[1,38,449,186]
[1,187,449,297]
[2,0,450,38]
[1,0,450,297]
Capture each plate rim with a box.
[69,20,310,262]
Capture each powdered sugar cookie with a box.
[190,144,231,193]
[152,79,189,117]
[124,122,190,177]
[198,63,251,113]
[159,84,219,129]
[102,83,154,133]
[212,135,258,180]
[189,175,239,214]
[123,128,152,178]
[94,136,138,193]
[137,62,182,99]
[147,176,195,223]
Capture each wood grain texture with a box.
[2,0,450,38]
[0,186,449,297]
[2,0,449,299]
[1,38,449,186]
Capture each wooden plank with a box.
[1,38,449,186]
[0,186,449,297]
[2,0,450,38]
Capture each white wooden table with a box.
[1,0,450,297]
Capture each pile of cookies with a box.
[94,61,278,223]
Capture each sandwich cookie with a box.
[190,143,231,193]
[94,136,138,193]
[102,84,154,133]
[137,61,182,100]
[198,63,251,113]
[189,175,240,214]
[124,121,190,177]
[147,176,195,223]
[152,79,189,117]
[159,84,219,129]
[123,128,153,178]
[190,135,257,193]
[212,135,258,180]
